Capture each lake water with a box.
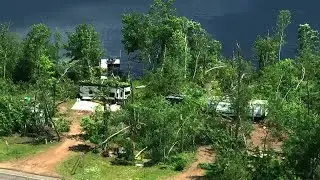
[1,0,319,62]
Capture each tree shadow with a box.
[188,175,207,180]
[66,134,85,141]
[16,135,56,145]
[69,144,94,153]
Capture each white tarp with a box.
[71,99,104,112]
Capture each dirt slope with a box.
[170,146,215,180]
[248,123,283,152]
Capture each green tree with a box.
[230,44,252,144]
[50,30,62,63]
[297,24,319,55]
[65,24,104,80]
[297,24,320,114]
[253,10,291,71]
[253,34,278,71]
[284,114,320,179]
[0,23,22,80]
[122,0,221,93]
[122,0,176,70]
[14,24,52,82]
[275,10,291,61]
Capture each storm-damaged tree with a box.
[122,0,221,89]
[15,24,62,140]
[297,23,320,114]
[230,43,252,148]
[122,0,176,71]
[65,24,104,81]
[253,10,291,72]
[275,10,291,61]
[0,23,22,80]
[253,34,278,71]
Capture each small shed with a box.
[100,58,121,77]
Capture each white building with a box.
[100,58,120,70]
[100,58,121,79]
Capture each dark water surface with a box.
[1,0,320,60]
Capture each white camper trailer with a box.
[210,98,268,118]
[79,81,131,101]
[108,86,132,101]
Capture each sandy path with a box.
[0,103,90,177]
[169,146,215,180]
[248,123,283,152]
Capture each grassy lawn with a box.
[0,136,58,162]
[58,153,179,180]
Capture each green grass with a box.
[0,136,58,162]
[58,153,178,180]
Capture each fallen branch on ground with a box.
[135,146,148,159]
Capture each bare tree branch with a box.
[205,65,226,74]
[101,126,131,150]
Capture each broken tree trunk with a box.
[101,126,131,150]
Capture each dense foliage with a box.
[1,0,320,179]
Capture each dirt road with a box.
[169,146,215,180]
[0,103,90,177]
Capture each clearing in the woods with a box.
[0,101,90,177]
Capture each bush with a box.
[55,77,78,100]
[167,153,194,171]
[206,150,252,180]
[173,158,187,171]
[54,118,71,133]
[0,95,29,136]
[80,111,107,144]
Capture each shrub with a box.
[54,118,71,133]
[80,112,106,144]
[167,153,194,171]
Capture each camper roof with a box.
[79,79,130,88]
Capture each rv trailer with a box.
[209,98,268,118]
